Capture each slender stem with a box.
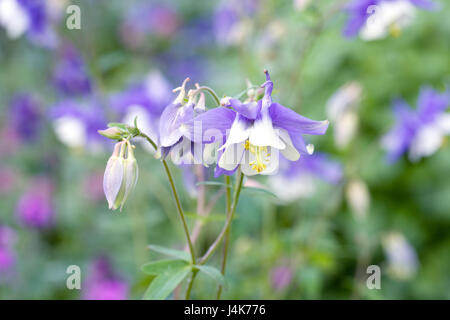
[216,175,232,299]
[139,133,196,265]
[185,269,199,300]
[199,170,244,265]
[162,160,196,265]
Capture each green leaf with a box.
[196,181,231,188]
[143,266,192,300]
[195,265,227,288]
[141,259,189,275]
[148,244,191,261]
[242,186,278,198]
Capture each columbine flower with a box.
[102,141,138,211]
[343,0,436,40]
[0,0,58,47]
[326,82,362,149]
[382,232,418,280]
[52,43,92,96]
[16,176,54,229]
[268,153,343,202]
[83,257,128,300]
[381,87,450,162]
[158,78,207,165]
[187,70,329,176]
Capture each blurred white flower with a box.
[53,116,87,149]
[360,1,416,41]
[382,232,419,280]
[408,114,450,162]
[346,179,370,220]
[0,0,30,39]
[326,82,362,149]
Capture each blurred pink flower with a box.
[270,266,293,291]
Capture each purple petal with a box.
[270,103,329,135]
[228,98,261,120]
[184,107,236,144]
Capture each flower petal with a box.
[278,129,300,161]
[184,107,236,144]
[219,114,252,150]
[270,103,329,135]
[218,142,245,171]
[248,109,285,149]
[228,98,261,120]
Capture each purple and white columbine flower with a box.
[269,153,343,201]
[187,70,329,176]
[158,78,207,165]
[381,87,450,162]
[0,0,58,47]
[343,0,436,40]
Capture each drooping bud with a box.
[98,127,123,140]
[103,142,125,210]
[119,141,139,211]
[102,141,139,211]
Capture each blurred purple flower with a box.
[83,258,128,300]
[8,93,42,142]
[269,153,343,201]
[381,87,450,162]
[270,266,293,291]
[52,44,92,96]
[118,3,179,48]
[16,176,54,229]
[343,0,436,38]
[0,0,58,47]
[49,99,107,150]
[213,0,259,46]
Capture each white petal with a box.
[219,115,250,151]
[408,124,443,162]
[278,129,300,161]
[436,113,450,133]
[0,0,30,39]
[248,110,285,149]
[218,143,245,171]
[103,157,124,209]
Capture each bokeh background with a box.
[0,0,449,299]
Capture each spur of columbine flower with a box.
[158,78,208,165]
[186,69,329,176]
[381,87,450,162]
[102,140,138,211]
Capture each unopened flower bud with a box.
[103,142,139,211]
[98,127,123,140]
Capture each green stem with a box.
[185,269,199,300]
[199,169,244,265]
[140,133,196,265]
[216,175,232,299]
[195,86,221,106]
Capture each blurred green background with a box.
[0,0,449,299]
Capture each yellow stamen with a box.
[243,140,270,173]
